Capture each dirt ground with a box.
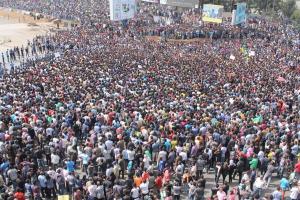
[0,8,58,52]
[0,7,50,23]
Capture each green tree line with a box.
[201,0,300,28]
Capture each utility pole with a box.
[265,0,268,12]
[231,0,235,11]
[198,0,204,10]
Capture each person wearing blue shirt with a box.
[280,177,290,196]
[0,161,9,172]
[65,159,75,173]
[127,160,133,173]
[191,126,199,135]
[213,132,220,143]
[158,158,165,172]
[38,173,47,198]
[66,115,73,127]
[185,123,192,130]
[164,139,171,151]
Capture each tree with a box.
[292,9,300,20]
[281,0,297,18]
[248,0,282,13]
[291,9,300,23]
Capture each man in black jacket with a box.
[233,158,245,184]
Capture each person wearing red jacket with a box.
[294,161,300,173]
[14,188,25,200]
[155,174,163,191]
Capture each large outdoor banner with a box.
[109,0,137,21]
[160,0,198,8]
[202,4,224,23]
[234,3,247,25]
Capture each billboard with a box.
[109,0,137,21]
[160,0,198,8]
[202,4,224,23]
[234,3,247,25]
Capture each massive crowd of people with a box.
[0,1,300,200]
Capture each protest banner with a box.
[249,51,255,56]
[54,52,61,58]
[109,0,137,21]
[202,4,224,23]
[234,2,247,25]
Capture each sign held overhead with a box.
[109,0,137,21]
[202,4,224,23]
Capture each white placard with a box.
[109,0,137,21]
[249,51,255,56]
[54,52,60,58]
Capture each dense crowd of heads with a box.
[0,1,299,200]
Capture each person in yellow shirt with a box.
[267,149,275,160]
[171,138,178,150]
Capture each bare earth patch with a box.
[0,7,57,53]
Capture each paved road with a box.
[180,170,290,199]
[73,166,290,199]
